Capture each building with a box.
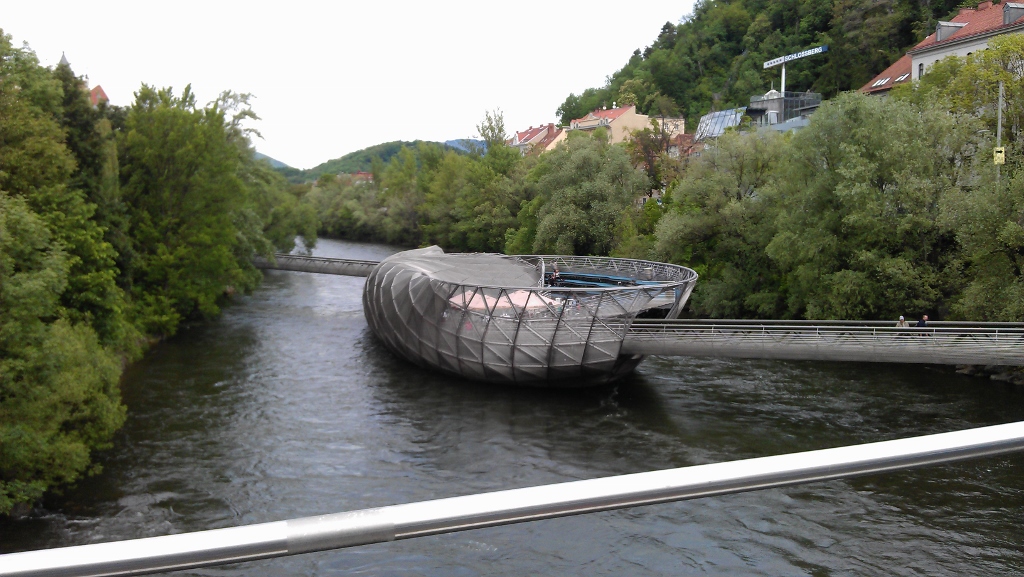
[693,89,821,143]
[745,89,822,127]
[694,108,745,141]
[508,123,562,155]
[862,1,1024,95]
[89,86,109,107]
[666,133,702,159]
[562,104,652,145]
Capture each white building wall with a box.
[912,35,992,79]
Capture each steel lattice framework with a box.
[362,247,698,386]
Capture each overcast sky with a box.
[4,1,696,169]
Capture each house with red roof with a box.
[508,123,562,155]
[512,106,686,155]
[559,104,651,145]
[89,85,108,107]
[862,1,1024,95]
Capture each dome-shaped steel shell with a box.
[363,246,697,386]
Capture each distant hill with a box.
[279,140,473,184]
[254,151,290,169]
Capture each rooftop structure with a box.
[746,89,822,127]
[667,133,701,158]
[508,123,562,155]
[561,104,651,145]
[694,108,745,141]
[862,1,1024,94]
[89,85,108,107]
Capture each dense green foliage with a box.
[0,32,314,515]
[556,0,967,125]
[656,93,976,319]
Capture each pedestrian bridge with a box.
[254,253,378,277]
[622,319,1024,366]
[257,253,1024,367]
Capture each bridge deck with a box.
[623,319,1024,366]
[253,254,378,277]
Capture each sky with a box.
[4,1,696,170]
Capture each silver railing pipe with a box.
[4,422,1024,577]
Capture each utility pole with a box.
[996,80,1005,189]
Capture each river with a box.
[3,238,1024,575]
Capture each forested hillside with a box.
[0,31,316,515]
[556,0,967,124]
[278,140,456,184]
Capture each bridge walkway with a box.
[253,253,378,277]
[622,319,1024,366]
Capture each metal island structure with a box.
[362,246,698,386]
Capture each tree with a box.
[653,129,786,318]
[766,93,974,320]
[896,35,1024,320]
[0,188,125,516]
[119,85,264,335]
[507,132,648,255]
[476,108,508,149]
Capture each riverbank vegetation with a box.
[0,32,315,515]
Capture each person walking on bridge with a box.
[916,315,929,337]
[896,316,908,328]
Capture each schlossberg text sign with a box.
[764,46,828,69]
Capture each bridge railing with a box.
[3,422,1024,577]
[623,319,1024,365]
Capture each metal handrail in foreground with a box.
[4,422,1024,577]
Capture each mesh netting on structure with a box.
[363,246,698,386]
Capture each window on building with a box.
[895,73,910,82]
[919,63,924,77]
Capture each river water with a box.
[3,238,1024,575]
